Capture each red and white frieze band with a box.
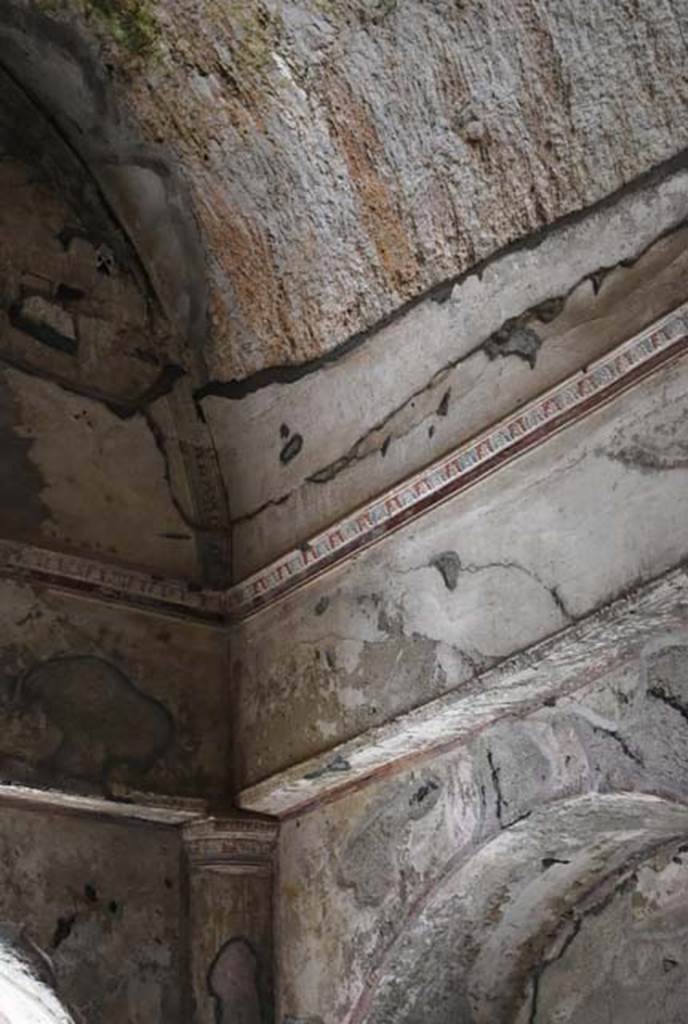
[1,303,687,622]
[0,538,225,621]
[226,301,688,619]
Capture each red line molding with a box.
[225,302,688,620]
[0,539,226,622]
[1,302,687,622]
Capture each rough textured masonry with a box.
[0,1,687,1022]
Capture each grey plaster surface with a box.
[232,355,688,788]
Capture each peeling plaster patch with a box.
[337,775,444,907]
[526,842,688,1024]
[485,322,542,368]
[436,389,451,417]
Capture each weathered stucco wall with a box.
[0,578,229,804]
[208,167,688,576]
[1,4,688,1023]
[4,1,688,588]
[518,841,688,1024]
[0,805,184,1024]
[0,88,229,583]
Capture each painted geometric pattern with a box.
[1,303,686,622]
[225,302,688,619]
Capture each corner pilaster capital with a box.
[183,815,278,875]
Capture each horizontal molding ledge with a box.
[1,302,687,622]
[0,782,207,826]
[0,538,226,622]
[237,564,688,819]
[226,302,688,619]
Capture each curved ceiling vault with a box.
[2,0,688,601]
[4,0,688,382]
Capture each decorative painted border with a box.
[225,302,688,620]
[0,538,225,622]
[1,303,687,622]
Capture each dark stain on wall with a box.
[280,433,303,465]
[208,936,273,1024]
[485,322,542,368]
[0,372,51,537]
[0,654,173,797]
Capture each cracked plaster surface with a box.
[0,143,229,583]
[205,173,688,576]
[231,355,688,789]
[0,364,196,577]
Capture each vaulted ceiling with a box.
[4,1,688,381]
[1,0,688,590]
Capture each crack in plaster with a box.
[591,725,645,766]
[487,749,507,825]
[0,349,186,421]
[406,553,576,622]
[648,685,688,726]
[0,353,230,573]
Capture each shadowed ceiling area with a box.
[0,24,231,583]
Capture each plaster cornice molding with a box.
[1,303,687,623]
[183,816,278,875]
[0,781,205,825]
[236,564,688,818]
[0,538,226,622]
[226,302,688,619]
